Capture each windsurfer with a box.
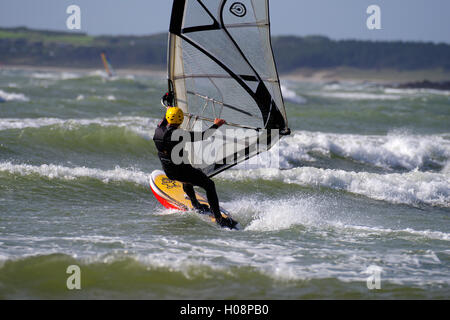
[153,93,238,229]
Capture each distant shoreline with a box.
[2,64,450,87]
[1,64,167,77]
[2,27,450,81]
[283,67,450,84]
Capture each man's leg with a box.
[196,177,221,217]
[167,165,235,228]
[182,183,206,211]
[176,166,221,218]
[198,177,237,229]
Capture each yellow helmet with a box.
[166,107,184,125]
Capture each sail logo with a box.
[230,2,247,17]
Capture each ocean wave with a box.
[0,118,65,130]
[337,224,450,242]
[219,167,450,207]
[0,116,158,138]
[2,117,448,173]
[0,89,29,102]
[31,71,81,80]
[277,131,450,171]
[30,70,136,82]
[311,91,402,101]
[384,88,450,96]
[87,70,136,81]
[227,196,325,232]
[280,84,307,104]
[2,160,447,228]
[223,197,450,242]
[0,162,149,186]
[2,121,448,178]
[0,253,395,299]
[0,246,447,299]
[316,83,450,100]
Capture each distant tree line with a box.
[1,27,449,72]
[272,35,450,72]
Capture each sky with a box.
[1,0,450,43]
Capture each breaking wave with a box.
[0,89,29,102]
[220,167,450,207]
[280,84,307,104]
[0,162,149,186]
[277,130,450,171]
[1,160,448,207]
[0,116,158,139]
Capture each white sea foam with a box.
[316,83,450,100]
[337,224,450,242]
[226,197,324,232]
[31,72,81,80]
[277,131,450,170]
[0,116,158,139]
[224,197,450,242]
[0,162,149,186]
[0,89,29,102]
[0,118,64,130]
[384,88,450,96]
[312,91,402,101]
[442,162,450,174]
[219,167,450,207]
[88,70,109,78]
[235,130,450,171]
[30,70,133,82]
[280,84,307,104]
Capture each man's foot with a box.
[216,215,239,230]
[192,202,210,214]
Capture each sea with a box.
[0,68,449,299]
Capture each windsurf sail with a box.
[101,52,116,77]
[166,0,290,177]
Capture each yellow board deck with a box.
[149,170,238,227]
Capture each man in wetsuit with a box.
[153,101,236,229]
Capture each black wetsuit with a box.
[153,118,222,218]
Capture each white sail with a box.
[167,0,290,177]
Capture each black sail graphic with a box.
[167,0,290,177]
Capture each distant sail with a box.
[167,0,290,177]
[101,52,116,77]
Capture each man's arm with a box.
[187,118,226,142]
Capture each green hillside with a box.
[1,27,450,74]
